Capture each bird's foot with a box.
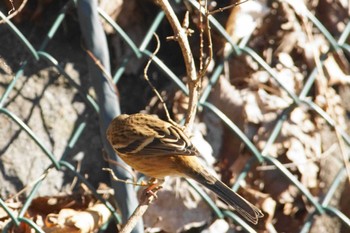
[142,178,164,199]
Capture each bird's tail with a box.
[198,176,263,224]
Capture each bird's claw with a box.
[145,185,163,199]
[141,178,163,200]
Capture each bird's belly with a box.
[120,155,184,178]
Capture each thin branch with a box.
[199,2,205,73]
[82,45,119,97]
[197,0,213,80]
[209,0,250,15]
[103,168,148,187]
[102,150,138,183]
[156,0,198,132]
[143,33,176,125]
[119,191,156,233]
[0,0,28,24]
[7,167,52,201]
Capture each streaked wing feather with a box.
[118,137,198,157]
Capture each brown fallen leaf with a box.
[324,55,350,86]
[43,203,111,233]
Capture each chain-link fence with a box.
[1,0,350,232]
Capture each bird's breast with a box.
[119,154,202,179]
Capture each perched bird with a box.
[106,113,263,224]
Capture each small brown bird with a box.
[106,113,263,224]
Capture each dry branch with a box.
[156,0,199,132]
[119,192,156,233]
[0,0,28,24]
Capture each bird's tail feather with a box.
[200,178,263,224]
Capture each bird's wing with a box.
[117,125,198,157]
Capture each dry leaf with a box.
[285,138,319,188]
[224,0,269,47]
[257,89,291,112]
[203,219,229,233]
[278,53,295,69]
[244,91,263,124]
[261,196,276,227]
[324,55,350,86]
[43,203,111,233]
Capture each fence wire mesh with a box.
[1,0,350,232]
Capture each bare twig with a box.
[119,191,156,233]
[144,33,177,125]
[209,0,250,15]
[104,167,161,233]
[197,0,212,81]
[7,167,52,201]
[103,168,148,187]
[156,0,198,132]
[102,150,138,182]
[0,0,28,24]
[69,158,82,191]
[82,46,119,97]
[199,2,205,74]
